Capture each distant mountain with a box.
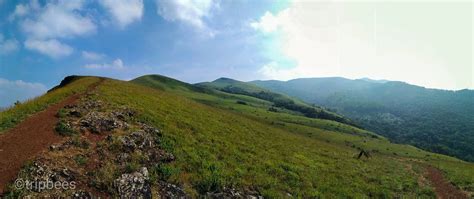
[357,77,389,84]
[252,77,474,162]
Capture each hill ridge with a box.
[0,74,472,198]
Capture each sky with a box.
[0,0,472,107]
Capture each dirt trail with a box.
[0,79,103,194]
[397,157,468,198]
[425,166,468,199]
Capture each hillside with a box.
[252,77,474,162]
[0,75,472,198]
[196,77,356,126]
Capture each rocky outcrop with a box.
[11,98,258,198]
[19,162,76,193]
[158,181,188,198]
[79,111,128,133]
[61,100,134,134]
[206,187,264,199]
[114,167,152,199]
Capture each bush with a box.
[125,162,140,173]
[71,136,90,149]
[55,120,76,136]
[236,100,247,105]
[56,108,69,118]
[151,164,180,181]
[74,155,88,166]
[195,164,224,193]
[268,106,278,112]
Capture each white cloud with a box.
[13,0,95,58]
[155,0,217,36]
[250,11,287,33]
[82,51,106,60]
[99,0,144,28]
[253,1,473,90]
[20,1,96,39]
[9,4,29,21]
[84,58,125,70]
[0,34,20,54]
[0,78,47,107]
[24,39,73,58]
[252,2,348,80]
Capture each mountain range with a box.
[251,77,474,162]
[0,75,472,198]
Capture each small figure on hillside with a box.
[357,149,372,159]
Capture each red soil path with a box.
[0,80,102,195]
[425,166,468,199]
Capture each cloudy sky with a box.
[0,0,472,107]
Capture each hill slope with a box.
[0,75,473,198]
[196,77,356,126]
[252,77,474,162]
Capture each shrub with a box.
[74,155,88,166]
[55,120,76,136]
[236,100,247,105]
[125,162,140,173]
[195,164,224,193]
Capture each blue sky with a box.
[0,0,288,107]
[0,0,472,107]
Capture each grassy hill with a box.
[1,75,473,198]
[253,77,474,162]
[196,77,356,126]
[0,77,101,133]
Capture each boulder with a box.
[114,167,152,199]
[120,131,154,152]
[80,112,127,133]
[158,181,188,198]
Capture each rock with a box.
[60,168,75,181]
[49,140,72,151]
[21,162,75,193]
[116,153,131,164]
[112,108,135,121]
[49,145,60,151]
[120,131,155,152]
[80,112,127,133]
[69,109,82,117]
[120,136,137,152]
[114,167,151,199]
[158,181,188,198]
[139,123,161,137]
[149,149,175,163]
[72,190,93,199]
[64,104,77,109]
[130,131,154,149]
[206,188,263,199]
[81,100,103,110]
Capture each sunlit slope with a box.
[109,76,474,197]
[253,78,474,162]
[133,75,374,138]
[134,75,355,126]
[0,76,102,133]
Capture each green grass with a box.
[74,155,88,166]
[54,119,76,136]
[3,75,473,197]
[0,77,101,133]
[94,78,474,197]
